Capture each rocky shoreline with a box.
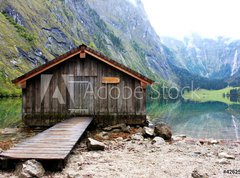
[0,124,240,178]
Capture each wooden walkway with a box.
[0,117,92,169]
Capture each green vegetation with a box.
[0,70,21,97]
[183,87,240,105]
[2,12,36,42]
[0,0,164,97]
[0,98,21,128]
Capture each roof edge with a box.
[12,44,154,85]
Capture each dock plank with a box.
[0,117,92,161]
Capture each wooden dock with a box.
[0,117,93,170]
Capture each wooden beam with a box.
[102,77,120,84]
[13,46,153,85]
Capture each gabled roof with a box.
[12,44,154,85]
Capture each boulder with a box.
[131,133,144,141]
[143,127,154,138]
[154,123,172,140]
[152,137,165,146]
[87,138,105,151]
[15,159,45,178]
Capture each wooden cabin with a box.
[12,44,154,127]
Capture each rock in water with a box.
[15,159,45,178]
[154,123,172,140]
[143,127,154,138]
[87,138,105,151]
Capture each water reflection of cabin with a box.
[12,44,154,126]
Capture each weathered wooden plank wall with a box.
[23,54,146,124]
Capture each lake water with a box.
[0,98,240,140]
[147,99,240,140]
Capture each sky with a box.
[141,0,240,40]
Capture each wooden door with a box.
[68,76,93,115]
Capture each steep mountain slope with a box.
[0,0,177,96]
[161,35,240,81]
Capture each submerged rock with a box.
[87,138,105,151]
[154,123,172,140]
[15,159,45,178]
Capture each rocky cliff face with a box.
[0,0,177,95]
[1,0,239,95]
[161,35,240,81]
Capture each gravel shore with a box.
[1,129,240,178]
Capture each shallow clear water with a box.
[0,98,240,140]
[147,100,240,140]
[0,98,40,146]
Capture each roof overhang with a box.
[12,44,154,87]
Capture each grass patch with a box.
[2,12,36,42]
[183,87,240,105]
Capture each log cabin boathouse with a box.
[12,44,154,127]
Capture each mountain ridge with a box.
[0,0,178,95]
[161,35,240,82]
[0,0,239,96]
